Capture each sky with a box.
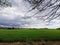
[0,0,60,29]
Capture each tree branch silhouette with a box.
[0,0,12,7]
[25,0,60,21]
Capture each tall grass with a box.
[0,29,60,42]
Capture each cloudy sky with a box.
[0,0,60,29]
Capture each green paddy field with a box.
[0,28,60,42]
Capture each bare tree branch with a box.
[25,0,60,21]
[0,0,12,7]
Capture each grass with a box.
[0,28,60,42]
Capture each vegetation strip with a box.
[0,29,60,42]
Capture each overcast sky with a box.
[0,0,60,29]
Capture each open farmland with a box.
[0,28,60,42]
[0,28,60,45]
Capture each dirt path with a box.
[0,41,60,45]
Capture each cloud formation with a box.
[0,0,60,29]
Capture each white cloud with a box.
[0,0,60,29]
